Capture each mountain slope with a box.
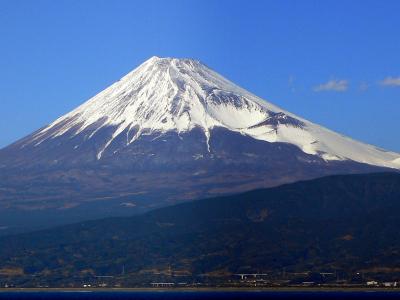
[1,173,400,286]
[0,57,399,233]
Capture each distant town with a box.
[1,270,399,290]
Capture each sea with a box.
[0,291,400,300]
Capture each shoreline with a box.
[1,287,400,293]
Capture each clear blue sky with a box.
[1,0,399,151]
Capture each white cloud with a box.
[380,76,400,87]
[313,79,349,92]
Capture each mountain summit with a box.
[0,56,399,233]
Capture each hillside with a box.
[1,173,400,286]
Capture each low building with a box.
[383,282,397,287]
[151,282,175,287]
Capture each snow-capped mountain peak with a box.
[29,56,400,168]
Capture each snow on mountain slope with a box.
[29,56,400,169]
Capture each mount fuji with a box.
[0,56,399,233]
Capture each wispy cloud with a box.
[313,79,349,92]
[380,76,400,87]
[288,75,296,93]
[359,82,369,92]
